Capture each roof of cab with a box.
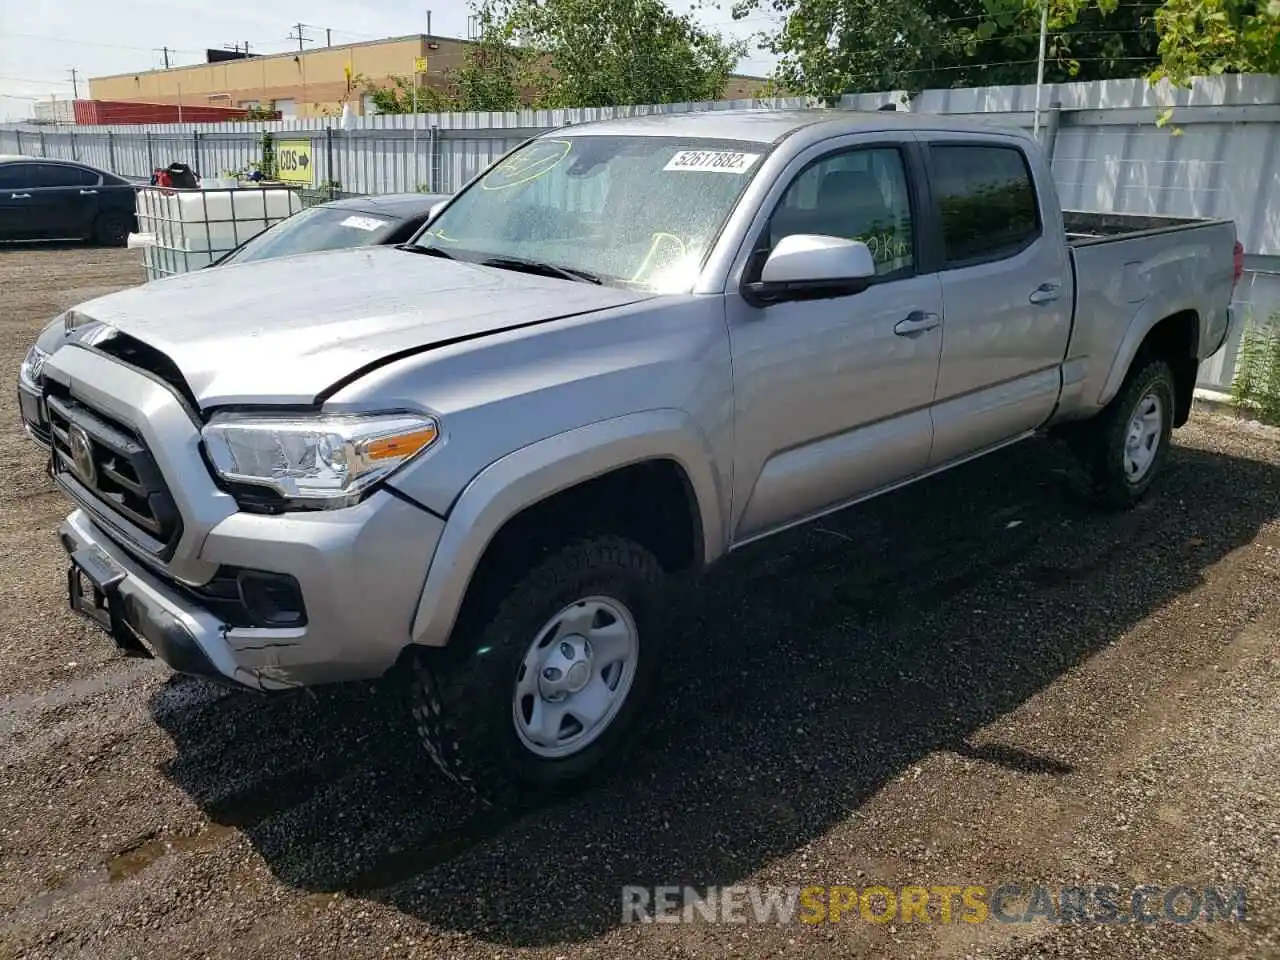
[545,108,1029,145]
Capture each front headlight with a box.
[19,345,48,391]
[202,411,439,509]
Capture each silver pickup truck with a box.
[27,110,1240,803]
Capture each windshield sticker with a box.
[481,139,573,190]
[663,150,760,174]
[340,215,390,231]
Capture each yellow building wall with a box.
[89,37,459,117]
[89,35,770,117]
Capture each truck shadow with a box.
[148,435,1280,946]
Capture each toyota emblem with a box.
[68,425,97,486]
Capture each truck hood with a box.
[68,246,651,407]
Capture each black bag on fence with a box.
[165,162,200,188]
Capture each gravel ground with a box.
[1,246,1278,960]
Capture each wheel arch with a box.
[408,409,727,649]
[1098,306,1201,426]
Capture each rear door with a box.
[26,163,103,239]
[923,136,1072,466]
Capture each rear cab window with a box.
[929,144,1040,267]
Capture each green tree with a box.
[362,74,460,114]
[490,0,747,107]
[1041,0,1279,87]
[451,6,526,110]
[732,0,1275,98]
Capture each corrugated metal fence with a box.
[3,76,1279,391]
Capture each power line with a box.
[0,75,75,85]
[842,53,1159,84]
[5,32,202,54]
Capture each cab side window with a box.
[930,145,1040,266]
[763,147,915,279]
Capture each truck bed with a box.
[1064,210,1231,246]
[1062,210,1237,418]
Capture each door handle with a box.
[894,311,941,336]
[1029,281,1062,305]
[10,193,30,199]
[79,189,98,196]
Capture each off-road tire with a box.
[1071,357,1176,509]
[408,535,664,807]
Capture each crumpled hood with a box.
[67,245,650,407]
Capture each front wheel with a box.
[1072,358,1176,509]
[408,535,664,806]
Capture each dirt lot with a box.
[1,245,1278,960]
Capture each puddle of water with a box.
[105,824,238,882]
[22,868,110,916]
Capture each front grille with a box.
[45,387,182,555]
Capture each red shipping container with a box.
[73,100,280,125]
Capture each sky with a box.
[0,0,782,121]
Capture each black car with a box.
[214,191,450,266]
[0,156,138,245]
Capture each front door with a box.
[726,139,944,543]
[0,163,41,241]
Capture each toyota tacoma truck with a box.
[28,110,1241,803]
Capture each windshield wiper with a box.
[398,243,454,258]
[480,256,602,285]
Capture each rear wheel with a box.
[92,211,131,247]
[408,535,664,806]
[1071,358,1176,509]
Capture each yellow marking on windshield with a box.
[481,139,573,191]
[630,232,688,283]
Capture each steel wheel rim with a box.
[512,595,639,760]
[1123,391,1163,482]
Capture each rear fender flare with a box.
[1097,299,1201,408]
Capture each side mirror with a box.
[428,200,448,222]
[745,234,877,305]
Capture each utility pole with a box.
[289,23,312,54]
[426,10,432,35]
[68,68,79,99]
[1032,0,1048,138]
[161,46,171,69]
[326,28,332,47]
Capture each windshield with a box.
[219,205,406,265]
[414,135,768,291]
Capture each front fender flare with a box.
[408,408,726,648]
